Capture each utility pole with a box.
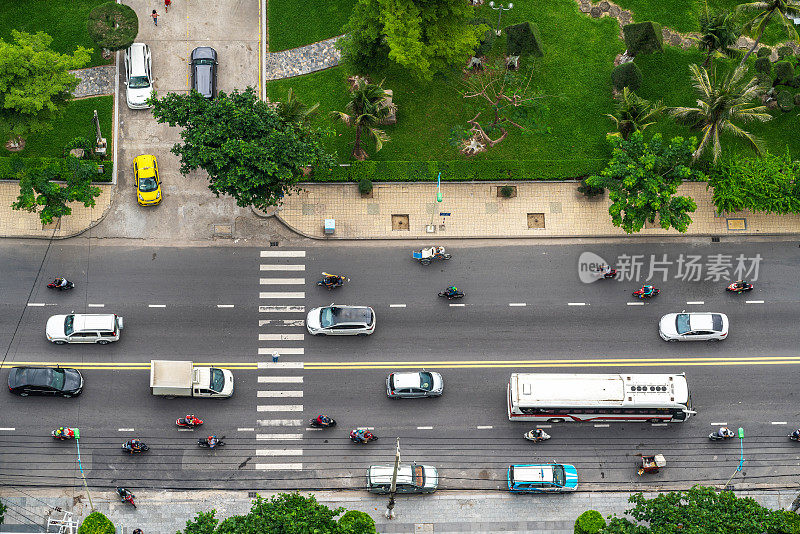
[74,429,95,511]
[723,427,745,490]
[385,438,400,519]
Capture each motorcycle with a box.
[593,266,617,279]
[523,429,551,443]
[198,435,225,449]
[789,431,800,442]
[350,429,378,444]
[412,246,451,266]
[309,417,337,428]
[726,281,754,294]
[176,414,203,428]
[708,428,735,441]
[52,427,77,440]
[47,278,74,290]
[121,440,149,454]
[317,273,349,290]
[116,487,136,508]
[438,287,464,300]
[632,287,660,299]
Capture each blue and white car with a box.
[507,463,578,493]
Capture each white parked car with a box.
[124,43,153,109]
[659,312,728,341]
[306,305,375,336]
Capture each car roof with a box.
[329,306,373,324]
[134,155,157,176]
[127,43,149,75]
[369,464,431,485]
[392,372,423,388]
[512,464,557,484]
[9,367,78,387]
[191,46,217,61]
[74,314,116,331]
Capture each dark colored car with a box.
[190,47,218,99]
[8,367,84,397]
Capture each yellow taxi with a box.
[133,155,162,206]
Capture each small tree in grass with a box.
[87,2,138,54]
[332,78,393,161]
[585,132,702,234]
[0,31,90,149]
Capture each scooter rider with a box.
[717,426,732,438]
[206,435,219,448]
[445,286,460,297]
[792,429,800,440]
[315,415,332,426]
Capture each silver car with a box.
[306,305,375,336]
[386,371,443,398]
[124,43,153,109]
[659,312,728,341]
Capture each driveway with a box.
[93,0,296,244]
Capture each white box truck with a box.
[150,360,234,398]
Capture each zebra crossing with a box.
[255,249,307,471]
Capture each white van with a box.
[46,314,123,345]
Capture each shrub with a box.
[358,177,373,194]
[611,62,643,92]
[505,22,544,57]
[499,185,515,197]
[622,21,664,56]
[574,510,606,534]
[756,46,772,58]
[754,56,772,77]
[86,2,138,52]
[794,93,800,106]
[777,90,794,111]
[777,45,795,60]
[774,61,795,85]
[577,177,604,198]
[473,21,495,57]
[78,512,115,534]
[338,510,377,534]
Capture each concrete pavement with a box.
[0,488,797,534]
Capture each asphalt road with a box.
[1,239,800,492]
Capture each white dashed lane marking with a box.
[389,304,407,308]
[260,251,306,258]
[87,303,105,308]
[148,304,166,308]
[477,426,493,429]
[118,428,135,432]
[627,302,644,306]
[509,303,526,307]
[746,300,764,304]
[237,428,255,432]
[772,421,788,425]
[567,302,586,306]
[686,301,704,305]
[27,303,45,307]
[0,428,16,431]
[417,426,433,430]
[217,304,234,308]
[711,422,728,426]
[449,303,465,307]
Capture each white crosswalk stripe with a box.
[258,391,303,398]
[260,264,305,270]
[256,449,303,456]
[258,333,304,341]
[257,419,303,426]
[259,305,305,313]
[260,250,306,257]
[260,278,305,284]
[260,291,305,299]
[258,376,303,383]
[255,463,303,470]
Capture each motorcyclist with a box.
[315,415,332,426]
[184,414,199,425]
[127,439,143,451]
[206,435,219,448]
[734,280,749,290]
[601,264,612,275]
[717,426,732,438]
[351,429,372,443]
[640,285,655,296]
[445,286,460,297]
[792,429,800,440]
[531,429,546,441]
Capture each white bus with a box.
[507,373,694,423]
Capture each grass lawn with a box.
[269,0,623,176]
[612,0,788,45]
[635,48,800,161]
[0,96,114,159]
[0,0,113,68]
[268,0,356,52]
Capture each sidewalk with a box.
[0,488,796,534]
[276,181,800,239]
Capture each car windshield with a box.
[675,314,691,335]
[64,315,75,336]
[194,59,215,65]
[552,465,566,487]
[49,369,65,390]
[209,368,225,393]
[419,372,434,391]
[129,75,151,89]
[139,177,158,192]
[320,307,336,328]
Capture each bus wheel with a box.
[649,418,662,423]
[547,418,564,424]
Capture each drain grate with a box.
[711,236,720,243]
[248,491,257,498]
[270,241,279,247]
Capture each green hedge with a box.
[0,157,113,183]
[312,159,604,182]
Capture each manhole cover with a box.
[527,213,545,229]
[392,214,409,231]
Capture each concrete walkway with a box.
[0,488,796,534]
[274,181,800,239]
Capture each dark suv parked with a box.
[190,47,218,99]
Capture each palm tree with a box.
[277,89,319,127]
[332,79,394,160]
[737,0,800,67]
[695,9,741,68]
[670,64,772,162]
[606,87,664,140]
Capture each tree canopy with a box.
[86,2,139,52]
[586,132,702,233]
[599,485,798,534]
[0,31,90,146]
[11,157,103,225]
[178,493,376,534]
[342,0,487,80]
[149,87,334,211]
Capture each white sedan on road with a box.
[659,312,729,341]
